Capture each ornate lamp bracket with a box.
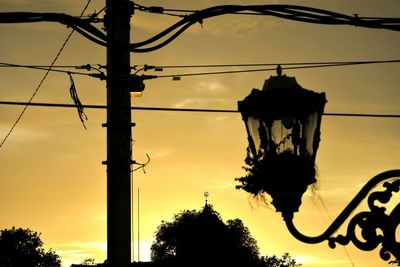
[283,170,400,264]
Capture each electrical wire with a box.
[0,12,107,47]
[2,59,398,71]
[141,59,400,70]
[151,60,400,79]
[136,3,400,21]
[91,6,106,19]
[1,4,400,53]
[0,101,399,119]
[0,64,82,68]
[133,2,194,14]
[2,59,399,80]
[130,4,400,52]
[0,62,100,77]
[0,0,92,150]
[1,59,399,71]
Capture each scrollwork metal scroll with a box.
[283,170,400,263]
[329,179,400,262]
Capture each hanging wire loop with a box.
[132,153,151,173]
[68,73,88,129]
[283,169,400,263]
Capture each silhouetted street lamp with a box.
[236,66,400,264]
[236,65,326,216]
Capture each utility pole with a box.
[104,0,133,266]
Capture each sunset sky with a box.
[1,1,400,267]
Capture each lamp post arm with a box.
[283,169,400,262]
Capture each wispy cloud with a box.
[172,98,230,108]
[192,81,228,94]
[49,241,106,267]
[172,98,201,108]
[0,0,77,13]
[0,126,52,144]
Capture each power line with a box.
[0,12,107,47]
[2,5,400,53]
[2,59,399,72]
[0,62,100,77]
[0,101,399,118]
[136,3,400,22]
[0,64,83,68]
[2,59,399,81]
[130,4,400,52]
[144,59,400,69]
[1,58,400,70]
[153,60,400,79]
[0,0,92,150]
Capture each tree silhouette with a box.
[0,227,61,267]
[151,205,301,266]
[260,252,301,267]
[81,258,97,265]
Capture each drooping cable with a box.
[130,4,400,52]
[68,73,88,129]
[0,11,107,47]
[132,154,151,173]
[1,4,399,53]
[0,0,92,149]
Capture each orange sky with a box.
[0,1,400,267]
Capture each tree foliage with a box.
[260,252,301,267]
[151,205,301,266]
[81,258,97,265]
[0,227,61,267]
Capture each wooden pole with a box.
[105,0,133,266]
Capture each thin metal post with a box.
[137,187,140,262]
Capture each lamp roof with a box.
[238,70,327,121]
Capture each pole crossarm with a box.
[283,169,400,263]
[1,4,399,53]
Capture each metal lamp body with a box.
[237,72,327,215]
[237,71,400,264]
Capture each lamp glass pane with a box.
[246,117,261,152]
[302,111,319,156]
[270,119,294,154]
